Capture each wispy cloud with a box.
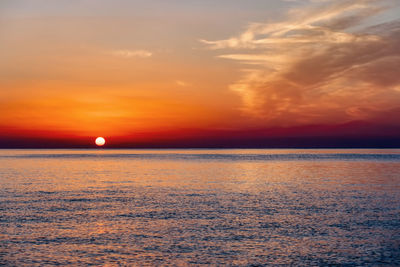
[111,49,153,58]
[176,80,191,87]
[203,0,400,125]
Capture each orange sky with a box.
[1,0,400,147]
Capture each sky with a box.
[1,0,400,147]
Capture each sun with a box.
[95,137,106,146]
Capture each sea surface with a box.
[1,149,400,266]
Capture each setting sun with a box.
[95,137,106,146]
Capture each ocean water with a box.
[1,149,400,266]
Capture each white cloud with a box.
[111,49,153,58]
[202,0,400,125]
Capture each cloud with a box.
[176,80,191,87]
[202,0,400,126]
[111,49,153,58]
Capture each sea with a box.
[1,149,400,266]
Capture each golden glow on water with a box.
[1,149,400,265]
